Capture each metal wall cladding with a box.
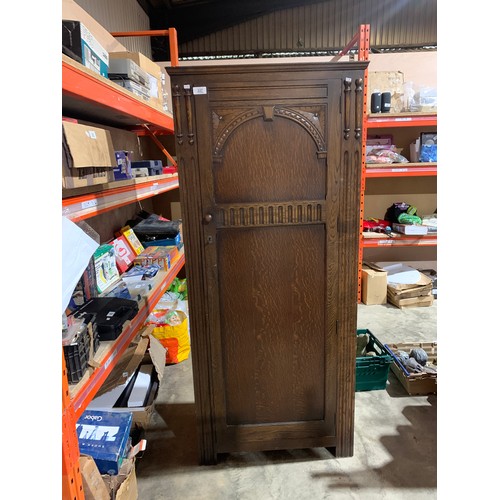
[180,0,437,57]
[75,0,153,58]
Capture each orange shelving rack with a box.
[356,49,438,302]
[62,28,182,499]
[336,25,370,304]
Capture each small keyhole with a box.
[207,236,213,244]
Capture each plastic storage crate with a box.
[355,329,393,391]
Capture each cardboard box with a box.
[361,262,387,305]
[385,341,437,395]
[160,67,173,113]
[120,227,145,257]
[76,410,133,475]
[114,151,133,181]
[419,268,437,298]
[170,202,182,220]
[79,455,111,500]
[385,266,434,309]
[409,138,420,163]
[112,235,136,274]
[110,52,164,111]
[392,223,428,236]
[62,20,109,77]
[88,328,167,428]
[133,245,177,270]
[80,455,138,500]
[387,292,434,308]
[368,71,405,113]
[62,121,115,188]
[62,0,128,54]
[93,244,121,295]
[103,458,138,500]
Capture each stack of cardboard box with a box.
[385,264,434,308]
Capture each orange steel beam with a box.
[110,28,179,67]
[356,24,370,303]
[365,165,437,178]
[62,351,84,500]
[142,124,178,167]
[168,28,179,68]
[362,235,437,248]
[332,25,370,301]
[331,33,359,62]
[366,115,437,128]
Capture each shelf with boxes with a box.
[361,111,437,248]
[364,112,437,179]
[63,55,174,133]
[61,16,183,499]
[62,55,178,197]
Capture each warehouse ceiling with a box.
[139,0,328,45]
[137,0,437,60]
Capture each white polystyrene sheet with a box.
[61,216,99,314]
[127,365,154,407]
[382,263,421,285]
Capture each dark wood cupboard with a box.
[167,61,368,464]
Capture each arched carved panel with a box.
[212,105,327,161]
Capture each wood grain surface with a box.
[168,60,367,462]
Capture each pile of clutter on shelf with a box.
[62,19,172,113]
[366,137,409,165]
[365,131,437,166]
[361,261,437,309]
[368,70,437,115]
[62,19,178,190]
[76,409,145,498]
[363,201,437,238]
[62,116,177,189]
[62,210,185,386]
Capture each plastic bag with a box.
[366,147,409,164]
[168,277,188,300]
[419,144,437,162]
[150,310,190,364]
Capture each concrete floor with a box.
[136,302,437,499]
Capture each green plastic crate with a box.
[355,329,393,391]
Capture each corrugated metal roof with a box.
[178,0,437,58]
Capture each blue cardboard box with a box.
[142,232,182,248]
[62,21,109,77]
[114,151,133,180]
[76,410,133,475]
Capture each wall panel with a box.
[75,0,153,57]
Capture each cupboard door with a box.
[169,63,366,464]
